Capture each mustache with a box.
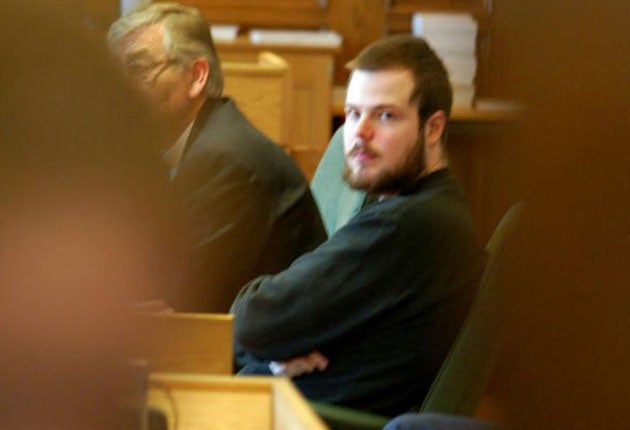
[347,140,378,158]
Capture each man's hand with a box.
[269,350,329,378]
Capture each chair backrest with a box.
[419,203,523,416]
[134,312,234,375]
[222,51,292,150]
[310,125,366,236]
[308,205,523,429]
[384,413,503,430]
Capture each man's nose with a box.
[354,115,374,140]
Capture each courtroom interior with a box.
[1,1,628,429]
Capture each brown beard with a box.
[343,134,426,194]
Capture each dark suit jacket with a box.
[170,97,326,312]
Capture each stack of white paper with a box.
[249,29,342,47]
[210,24,239,41]
[412,12,478,108]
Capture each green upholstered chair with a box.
[309,203,523,430]
[310,125,366,237]
[383,413,503,430]
[418,203,522,415]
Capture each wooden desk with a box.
[217,36,340,179]
[149,373,329,430]
[135,313,233,375]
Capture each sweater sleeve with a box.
[230,202,434,361]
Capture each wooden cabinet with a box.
[222,52,293,151]
[216,38,339,179]
[445,109,523,242]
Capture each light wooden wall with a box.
[79,0,499,93]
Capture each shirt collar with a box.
[163,120,194,170]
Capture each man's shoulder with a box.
[191,99,294,166]
[175,119,306,203]
[350,179,475,240]
[368,178,466,214]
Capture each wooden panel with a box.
[134,313,233,375]
[447,117,523,243]
[273,377,330,430]
[156,0,327,28]
[79,0,120,30]
[148,374,329,430]
[388,0,488,16]
[217,40,337,179]
[326,0,389,84]
[223,52,293,149]
[281,52,334,153]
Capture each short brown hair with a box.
[347,35,452,140]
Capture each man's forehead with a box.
[346,69,415,108]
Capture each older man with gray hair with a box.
[108,2,325,313]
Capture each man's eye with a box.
[345,109,360,120]
[379,112,394,121]
[127,61,151,75]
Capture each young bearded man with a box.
[231,35,485,416]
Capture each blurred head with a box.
[478,3,630,430]
[0,3,184,428]
[343,35,452,194]
[108,2,223,133]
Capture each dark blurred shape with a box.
[485,1,630,429]
[0,3,184,429]
[384,412,502,430]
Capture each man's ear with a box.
[189,57,210,98]
[423,110,447,147]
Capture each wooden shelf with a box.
[217,35,342,55]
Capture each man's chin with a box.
[343,172,376,192]
[344,170,419,195]
[343,166,390,193]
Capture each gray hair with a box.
[108,2,223,98]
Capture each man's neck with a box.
[376,162,449,200]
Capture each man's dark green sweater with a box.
[231,168,485,416]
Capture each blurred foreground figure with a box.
[0,3,183,429]
[486,2,630,429]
